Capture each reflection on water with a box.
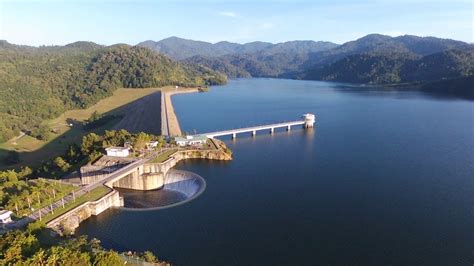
[118,169,206,210]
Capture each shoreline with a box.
[161,87,199,136]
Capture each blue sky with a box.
[1,0,472,46]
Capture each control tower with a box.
[303,113,315,128]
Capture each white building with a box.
[147,141,159,150]
[105,147,130,157]
[303,113,315,128]
[0,210,13,224]
[175,135,207,146]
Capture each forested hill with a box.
[302,48,474,84]
[0,42,226,142]
[138,37,339,60]
[161,34,473,99]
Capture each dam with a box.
[119,169,206,210]
[45,112,315,233]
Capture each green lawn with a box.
[149,149,178,164]
[0,87,162,169]
[41,186,111,224]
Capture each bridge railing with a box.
[201,120,306,136]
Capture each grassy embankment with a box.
[149,149,179,164]
[3,180,78,219]
[41,186,111,224]
[0,87,163,169]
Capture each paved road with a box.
[5,154,158,231]
[161,92,170,136]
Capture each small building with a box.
[105,146,130,157]
[147,141,159,150]
[175,135,207,147]
[0,210,13,224]
[302,113,315,128]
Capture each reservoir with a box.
[77,78,474,265]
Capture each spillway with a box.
[118,169,206,210]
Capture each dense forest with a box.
[303,48,474,84]
[138,37,338,60]
[144,35,474,99]
[0,226,166,265]
[0,41,226,143]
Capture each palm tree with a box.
[29,249,47,266]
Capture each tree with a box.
[81,133,101,154]
[18,167,33,179]
[143,250,158,262]
[88,111,102,122]
[133,132,151,151]
[27,249,47,265]
[54,157,71,172]
[93,251,124,266]
[66,144,81,162]
[32,125,51,141]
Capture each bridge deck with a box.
[202,120,306,138]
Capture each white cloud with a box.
[218,11,238,18]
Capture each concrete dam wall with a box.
[110,148,231,191]
[164,169,206,199]
[47,189,123,234]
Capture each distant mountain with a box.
[137,37,338,60]
[305,34,470,67]
[139,37,228,60]
[176,34,473,99]
[393,35,469,55]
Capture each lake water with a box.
[77,79,474,265]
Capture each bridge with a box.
[201,113,316,139]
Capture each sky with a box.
[0,0,472,46]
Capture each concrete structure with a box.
[103,147,231,191]
[105,147,130,157]
[175,135,208,146]
[47,189,123,233]
[80,156,137,185]
[201,114,316,139]
[0,210,13,224]
[80,139,231,191]
[303,113,315,128]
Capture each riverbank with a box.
[161,87,199,136]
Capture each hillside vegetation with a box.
[0,42,226,143]
[303,48,474,84]
[138,36,338,60]
[145,35,473,99]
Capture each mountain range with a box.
[0,33,473,143]
[138,35,473,98]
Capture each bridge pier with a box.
[200,113,315,139]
